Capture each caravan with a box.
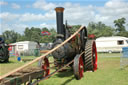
[96,36,128,53]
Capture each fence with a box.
[9,49,40,57]
[120,47,128,68]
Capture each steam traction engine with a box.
[0,7,97,85]
[50,7,97,80]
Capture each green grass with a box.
[0,56,36,76]
[39,54,128,85]
[0,54,128,85]
[98,53,122,57]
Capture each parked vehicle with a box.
[96,36,128,53]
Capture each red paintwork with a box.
[8,46,12,51]
[88,34,95,39]
[79,55,84,78]
[41,31,50,36]
[42,57,50,77]
[92,41,98,71]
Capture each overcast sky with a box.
[0,0,128,34]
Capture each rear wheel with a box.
[73,54,84,80]
[80,27,87,51]
[84,40,97,71]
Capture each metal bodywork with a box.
[52,7,87,68]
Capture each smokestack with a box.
[55,7,65,35]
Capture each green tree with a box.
[24,27,42,42]
[23,27,57,43]
[87,21,115,38]
[31,30,41,43]
[114,17,128,37]
[114,17,126,32]
[24,27,32,41]
[16,34,26,42]
[42,27,49,32]
[2,30,19,44]
[40,28,57,43]
[49,28,57,42]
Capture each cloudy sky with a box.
[0,0,128,34]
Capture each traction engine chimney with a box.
[55,7,65,36]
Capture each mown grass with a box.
[0,53,128,85]
[39,54,128,85]
[0,56,36,76]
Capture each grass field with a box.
[0,53,128,85]
[0,56,37,75]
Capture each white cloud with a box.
[33,0,56,11]
[0,1,8,5]
[19,13,44,22]
[95,0,128,26]
[19,11,55,22]
[1,23,28,34]
[11,3,20,9]
[64,4,95,25]
[98,0,128,16]
[1,0,128,34]
[0,12,20,22]
[0,11,55,23]
[39,23,56,29]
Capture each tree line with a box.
[2,27,57,44]
[1,17,128,44]
[88,17,128,38]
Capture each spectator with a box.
[0,37,4,44]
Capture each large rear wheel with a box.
[84,40,97,71]
[80,27,87,51]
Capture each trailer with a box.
[96,36,128,53]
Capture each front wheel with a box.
[38,57,50,77]
[73,54,84,80]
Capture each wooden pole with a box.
[0,26,85,80]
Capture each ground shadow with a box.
[0,61,15,64]
[55,69,73,77]
[61,77,75,85]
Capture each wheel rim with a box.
[74,54,84,80]
[92,41,97,71]
[42,57,50,77]
[79,55,84,78]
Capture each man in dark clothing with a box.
[0,37,9,62]
[0,37,4,44]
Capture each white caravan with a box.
[96,36,128,53]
